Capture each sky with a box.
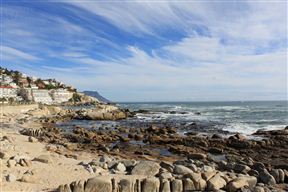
[2,0,287,102]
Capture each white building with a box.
[31,89,52,104]
[0,86,17,98]
[0,75,13,84]
[50,89,73,103]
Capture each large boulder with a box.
[226,176,257,192]
[173,165,194,175]
[141,177,160,192]
[131,161,160,177]
[207,173,226,190]
[84,177,112,192]
[259,169,276,185]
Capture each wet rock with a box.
[271,169,285,183]
[259,169,276,185]
[141,177,160,192]
[131,161,160,177]
[173,165,194,175]
[233,163,251,174]
[208,147,223,154]
[171,179,183,192]
[188,153,207,160]
[33,155,53,164]
[6,174,16,182]
[85,177,112,192]
[207,173,226,190]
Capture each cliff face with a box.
[83,91,112,103]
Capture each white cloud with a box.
[2,46,40,61]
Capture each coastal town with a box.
[0,67,75,104]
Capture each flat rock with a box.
[85,177,112,192]
[33,155,53,164]
[131,161,160,177]
[173,165,194,175]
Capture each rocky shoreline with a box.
[0,104,287,191]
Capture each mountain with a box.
[83,91,112,103]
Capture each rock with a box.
[233,163,251,174]
[159,172,173,180]
[207,173,226,190]
[171,179,183,192]
[70,180,85,192]
[141,177,160,192]
[208,147,223,154]
[121,160,137,168]
[248,169,259,177]
[84,177,112,192]
[6,174,16,182]
[19,158,32,167]
[226,176,257,192]
[259,169,276,185]
[131,161,160,177]
[114,162,126,172]
[183,178,196,191]
[160,179,170,192]
[58,184,72,192]
[253,186,265,192]
[99,155,112,163]
[20,174,37,183]
[7,159,16,168]
[187,172,207,190]
[28,136,38,143]
[271,169,285,183]
[202,171,217,181]
[0,151,7,159]
[119,178,134,192]
[252,162,265,172]
[173,165,194,175]
[33,155,53,164]
[188,153,207,160]
[160,161,174,172]
[211,134,222,139]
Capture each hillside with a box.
[83,91,112,103]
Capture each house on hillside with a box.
[0,86,17,98]
[50,89,73,103]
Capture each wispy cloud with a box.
[2,1,287,101]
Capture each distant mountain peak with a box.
[83,91,112,103]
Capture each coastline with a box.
[0,104,287,191]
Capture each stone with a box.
[183,178,196,191]
[19,158,32,167]
[160,179,170,192]
[202,171,217,181]
[33,155,53,164]
[233,163,251,174]
[84,177,112,192]
[171,179,183,192]
[259,169,276,185]
[6,174,16,182]
[253,186,265,192]
[141,177,160,192]
[187,172,207,190]
[173,165,194,175]
[115,162,126,172]
[119,178,134,192]
[0,151,7,159]
[58,184,72,192]
[207,173,226,190]
[131,161,160,177]
[278,169,285,183]
[208,147,223,154]
[7,159,16,168]
[160,161,174,172]
[226,176,257,192]
[121,160,137,168]
[188,153,207,160]
[70,180,85,192]
[99,155,112,163]
[20,174,37,183]
[159,172,173,180]
[271,169,280,183]
[28,136,38,143]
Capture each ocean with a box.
[58,101,288,136]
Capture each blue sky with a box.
[2,1,287,101]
